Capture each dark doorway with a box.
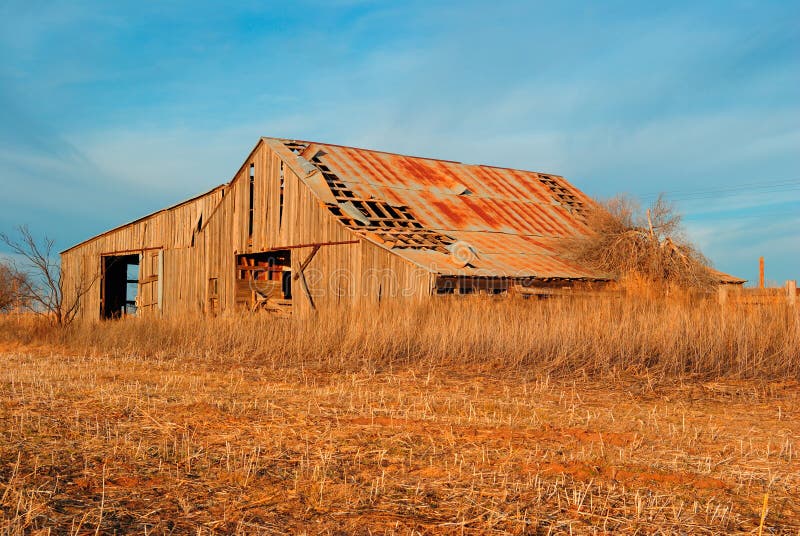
[101,254,140,319]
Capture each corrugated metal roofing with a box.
[709,268,747,285]
[287,139,605,279]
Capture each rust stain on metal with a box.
[292,140,607,279]
[426,197,469,228]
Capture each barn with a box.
[60,137,739,321]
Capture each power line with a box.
[641,177,800,196]
[636,178,800,220]
[676,186,800,202]
[684,209,800,220]
[639,178,800,201]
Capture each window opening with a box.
[236,250,292,313]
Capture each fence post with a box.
[718,285,728,305]
[787,280,797,306]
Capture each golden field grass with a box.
[1,297,799,534]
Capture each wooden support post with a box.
[759,257,765,289]
[299,271,315,311]
[293,245,321,281]
[293,245,321,311]
[787,280,797,306]
[718,285,728,305]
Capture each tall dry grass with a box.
[3,295,798,380]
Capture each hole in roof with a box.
[452,183,471,195]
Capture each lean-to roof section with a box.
[61,184,226,254]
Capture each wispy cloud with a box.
[0,0,797,279]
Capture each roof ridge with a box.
[262,136,564,178]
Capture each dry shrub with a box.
[4,296,798,380]
[0,261,30,312]
[570,194,717,292]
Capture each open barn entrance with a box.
[101,254,140,319]
[236,250,292,314]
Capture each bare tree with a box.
[0,225,94,325]
[569,194,716,291]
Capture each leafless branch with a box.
[565,194,716,292]
[0,225,97,325]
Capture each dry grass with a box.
[1,297,799,534]
[4,295,798,379]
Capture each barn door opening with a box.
[101,254,140,319]
[236,250,292,314]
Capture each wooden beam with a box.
[275,240,358,251]
[298,270,316,310]
[294,245,321,281]
[236,266,286,272]
[100,247,163,257]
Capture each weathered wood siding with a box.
[61,140,434,322]
[358,240,433,303]
[61,188,225,322]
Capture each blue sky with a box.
[0,0,797,283]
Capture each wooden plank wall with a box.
[61,188,225,321]
[61,140,435,321]
[224,141,371,316]
[359,240,433,304]
[199,179,236,315]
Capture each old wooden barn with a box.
[60,137,740,321]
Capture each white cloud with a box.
[1,0,798,281]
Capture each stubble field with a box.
[1,297,798,534]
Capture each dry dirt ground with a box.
[0,344,798,534]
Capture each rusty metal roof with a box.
[281,138,606,279]
[709,268,747,285]
[62,135,745,284]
